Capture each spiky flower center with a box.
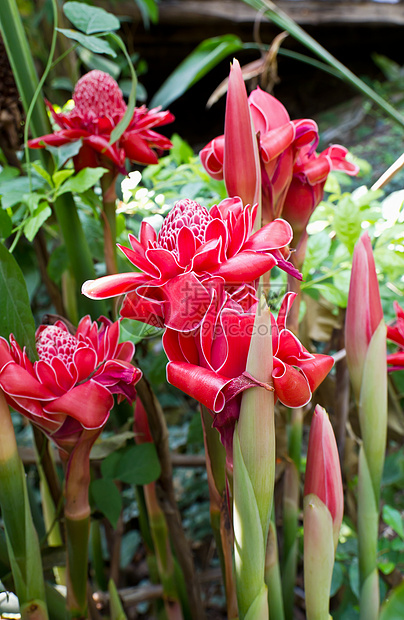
[158,199,213,251]
[36,326,79,366]
[73,70,126,121]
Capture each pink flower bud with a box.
[345,232,383,401]
[304,405,343,548]
[223,59,261,210]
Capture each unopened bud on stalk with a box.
[303,405,343,620]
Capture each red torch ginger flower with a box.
[28,70,174,173]
[163,290,333,457]
[0,316,141,456]
[282,144,359,249]
[386,301,404,371]
[201,85,318,224]
[82,197,298,330]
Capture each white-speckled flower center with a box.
[158,199,213,251]
[73,70,126,121]
[36,326,79,366]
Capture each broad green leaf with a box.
[47,245,69,286]
[57,29,117,57]
[77,47,121,79]
[45,140,82,169]
[0,243,36,360]
[150,35,245,109]
[0,176,44,209]
[333,195,362,253]
[382,505,404,539]
[91,431,134,460]
[52,169,74,190]
[57,167,108,195]
[380,581,404,620]
[23,202,52,242]
[31,162,52,187]
[302,231,331,279]
[114,444,161,485]
[0,210,13,239]
[90,479,122,529]
[107,34,137,145]
[119,318,162,345]
[63,2,120,34]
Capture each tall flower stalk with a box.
[303,405,343,620]
[345,232,387,620]
[233,298,275,620]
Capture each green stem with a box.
[201,406,238,619]
[100,171,118,275]
[0,393,49,620]
[90,521,108,592]
[265,514,285,620]
[62,430,100,619]
[53,193,107,318]
[281,460,299,620]
[243,0,404,129]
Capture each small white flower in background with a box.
[121,171,142,202]
[118,171,170,215]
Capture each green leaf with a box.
[31,162,52,187]
[23,202,52,242]
[302,231,331,279]
[114,444,161,485]
[382,505,404,539]
[63,2,120,34]
[45,140,82,169]
[380,581,404,620]
[52,169,74,190]
[90,479,122,529]
[91,431,134,460]
[150,35,245,109]
[107,34,137,145]
[47,244,69,285]
[0,209,13,239]
[108,578,127,620]
[57,29,117,57]
[330,561,345,597]
[333,195,362,253]
[57,167,108,195]
[0,176,44,209]
[0,243,36,360]
[134,0,159,28]
[120,318,162,345]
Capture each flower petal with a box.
[43,380,113,429]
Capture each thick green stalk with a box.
[357,322,387,618]
[265,514,285,620]
[100,171,118,275]
[303,495,335,620]
[62,430,100,619]
[281,459,299,620]
[144,483,185,620]
[234,299,274,619]
[243,0,404,129]
[90,521,108,592]
[0,393,49,620]
[201,406,238,620]
[357,447,379,620]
